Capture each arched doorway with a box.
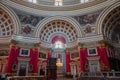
[97,2,120,71]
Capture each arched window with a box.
[55,0,63,6]
[54,41,63,48]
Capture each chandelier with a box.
[56,58,63,67]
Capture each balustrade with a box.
[7,76,45,80]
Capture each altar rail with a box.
[7,76,45,80]
[81,71,120,77]
[79,77,120,80]
[78,72,120,80]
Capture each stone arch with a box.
[34,16,82,38]
[0,3,21,36]
[96,1,120,35]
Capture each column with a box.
[38,61,42,76]
[66,48,71,75]
[6,40,18,73]
[99,40,110,71]
[32,43,40,74]
[70,65,73,75]
[78,43,84,72]
[77,63,81,78]
[2,59,7,73]
[44,64,47,77]
[73,65,76,79]
[76,62,80,77]
[47,48,52,58]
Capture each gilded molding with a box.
[10,40,18,45]
[98,40,113,48]
[98,40,107,46]
[34,42,41,47]
[66,48,69,53]
[78,42,84,48]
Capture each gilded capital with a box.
[34,42,41,47]
[98,40,107,47]
[78,42,84,48]
[10,39,18,45]
[66,48,69,53]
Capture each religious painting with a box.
[20,49,30,56]
[88,48,97,56]
[83,24,96,35]
[73,10,102,26]
[84,24,92,33]
[18,14,45,26]
[22,24,32,34]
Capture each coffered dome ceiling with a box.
[0,8,14,37]
[0,2,20,44]
[102,6,120,44]
[39,20,78,43]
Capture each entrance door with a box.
[19,64,27,76]
[90,64,98,72]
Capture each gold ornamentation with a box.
[66,48,69,53]
[98,40,107,46]
[29,64,33,71]
[78,42,84,48]
[100,62,110,71]
[12,64,17,71]
[10,40,18,45]
[34,42,41,47]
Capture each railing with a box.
[81,71,120,77]
[7,76,45,80]
[78,72,120,80]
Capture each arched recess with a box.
[34,16,83,37]
[96,1,120,35]
[35,16,82,38]
[0,2,21,37]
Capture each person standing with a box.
[1,73,6,80]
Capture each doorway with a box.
[18,64,27,76]
[90,63,98,72]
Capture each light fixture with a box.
[56,58,63,67]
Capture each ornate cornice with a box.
[34,42,41,47]
[10,39,18,45]
[1,0,117,16]
[87,56,100,60]
[17,57,31,62]
[78,42,84,48]
[98,40,114,48]
[78,35,103,43]
[12,35,40,43]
